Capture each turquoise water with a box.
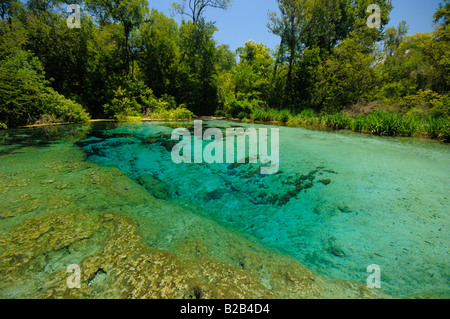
[77,120,450,297]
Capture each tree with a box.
[268,0,306,106]
[230,41,273,108]
[384,21,409,56]
[0,50,89,128]
[23,8,94,101]
[430,0,450,91]
[85,0,148,76]
[434,0,450,29]
[171,0,232,23]
[178,19,219,115]
[312,30,379,111]
[216,44,236,72]
[137,9,181,98]
[0,17,27,59]
[0,0,21,21]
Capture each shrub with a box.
[278,109,291,122]
[0,50,49,127]
[104,87,141,120]
[423,117,450,141]
[324,113,352,130]
[0,50,90,127]
[170,107,195,120]
[40,89,90,124]
[430,94,450,118]
[352,116,366,132]
[441,123,450,142]
[300,109,316,118]
[359,111,419,137]
[424,117,443,139]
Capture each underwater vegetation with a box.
[0,121,449,299]
[0,128,391,299]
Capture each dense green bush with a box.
[102,79,193,121]
[221,93,261,119]
[39,90,90,124]
[0,50,90,127]
[430,94,450,118]
[103,87,141,120]
[0,50,48,127]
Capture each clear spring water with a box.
[74,120,449,297]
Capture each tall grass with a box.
[250,108,292,122]
[356,111,419,137]
[147,107,195,121]
[248,108,449,141]
[423,117,450,141]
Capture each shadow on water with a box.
[0,122,130,156]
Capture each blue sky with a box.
[149,0,443,52]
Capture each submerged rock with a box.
[155,132,172,140]
[160,139,177,152]
[141,137,159,145]
[324,237,347,258]
[337,204,352,214]
[328,246,347,257]
[136,174,171,200]
[319,179,332,185]
[206,189,228,201]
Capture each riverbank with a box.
[8,108,448,144]
[234,108,450,143]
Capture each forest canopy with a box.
[0,0,449,140]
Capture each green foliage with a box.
[103,87,141,120]
[217,44,236,71]
[222,94,262,119]
[250,108,292,123]
[178,19,219,115]
[103,80,173,119]
[0,19,27,60]
[0,0,448,146]
[384,21,409,56]
[39,90,90,124]
[430,94,450,117]
[86,0,149,75]
[356,111,418,137]
[424,117,446,139]
[0,50,89,127]
[151,107,195,121]
[323,113,352,130]
[21,8,95,102]
[137,9,180,98]
[102,77,195,121]
[312,30,378,112]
